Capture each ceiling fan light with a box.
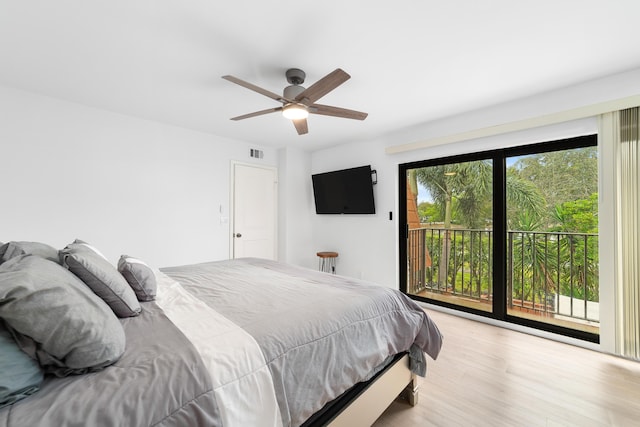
[282,104,309,120]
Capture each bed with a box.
[0,241,443,427]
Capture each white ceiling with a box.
[2,1,639,151]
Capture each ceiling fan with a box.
[222,68,368,135]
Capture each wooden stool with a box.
[317,251,338,274]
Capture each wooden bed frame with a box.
[302,353,418,426]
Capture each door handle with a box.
[235,233,242,238]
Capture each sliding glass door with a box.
[400,135,599,341]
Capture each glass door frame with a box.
[398,135,599,343]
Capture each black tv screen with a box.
[312,165,375,214]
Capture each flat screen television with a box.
[312,165,376,214]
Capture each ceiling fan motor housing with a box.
[283,84,305,100]
[285,68,306,85]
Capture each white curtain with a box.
[608,107,640,359]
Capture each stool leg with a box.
[317,254,338,274]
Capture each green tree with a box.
[417,201,442,223]
[506,168,546,230]
[415,160,493,286]
[415,161,493,229]
[551,193,598,234]
[551,193,599,301]
[508,210,557,307]
[511,147,597,227]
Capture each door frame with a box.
[229,161,278,259]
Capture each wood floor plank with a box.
[373,309,640,427]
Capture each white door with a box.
[231,162,278,260]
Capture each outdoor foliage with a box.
[418,201,442,223]
[408,146,599,319]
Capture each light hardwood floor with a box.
[373,309,640,427]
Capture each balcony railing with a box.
[407,227,599,325]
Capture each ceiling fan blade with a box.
[310,104,368,120]
[292,118,308,135]
[294,68,350,104]
[222,75,288,103]
[230,107,282,121]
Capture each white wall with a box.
[311,140,397,286]
[0,86,277,268]
[277,146,314,269]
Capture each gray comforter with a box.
[161,258,443,427]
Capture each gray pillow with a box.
[0,320,44,409]
[60,242,141,318]
[0,241,60,265]
[118,255,157,301]
[0,255,126,375]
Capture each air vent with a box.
[250,148,264,159]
